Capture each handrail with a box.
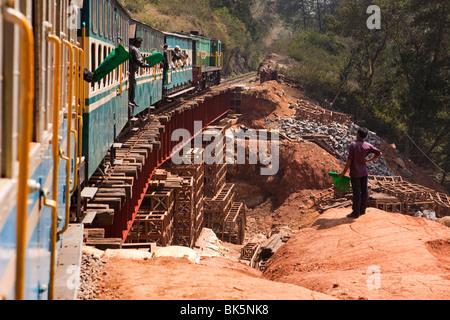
[69,45,80,194]
[117,37,123,95]
[199,51,202,77]
[3,3,35,301]
[77,45,85,175]
[42,188,57,300]
[46,31,61,301]
[79,25,86,166]
[58,37,74,238]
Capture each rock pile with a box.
[271,117,394,176]
[77,251,105,300]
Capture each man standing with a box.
[339,127,383,218]
[129,37,150,109]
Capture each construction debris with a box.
[312,175,450,219]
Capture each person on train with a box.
[172,45,183,68]
[162,43,169,95]
[129,37,150,109]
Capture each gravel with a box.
[269,117,394,177]
[77,252,106,300]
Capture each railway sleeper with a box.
[91,197,122,212]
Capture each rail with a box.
[117,37,123,95]
[69,44,83,195]
[46,29,62,300]
[59,36,74,240]
[3,2,35,300]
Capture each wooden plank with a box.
[81,187,98,199]
[91,197,122,211]
[81,211,97,225]
[92,209,115,226]
[83,228,105,239]
[85,238,122,250]
[86,203,109,210]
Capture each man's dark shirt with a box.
[129,44,149,77]
[163,50,169,69]
[348,138,381,178]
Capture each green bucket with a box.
[328,172,351,192]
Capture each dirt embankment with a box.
[238,80,304,129]
[263,208,450,300]
[98,255,334,300]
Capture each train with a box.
[0,0,222,300]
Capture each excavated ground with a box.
[93,70,449,301]
[263,208,450,300]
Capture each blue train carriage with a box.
[190,32,222,90]
[129,19,165,114]
[80,0,132,180]
[163,32,194,97]
[0,0,81,299]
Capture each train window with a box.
[108,47,111,86]
[122,16,127,45]
[108,2,111,40]
[91,43,96,91]
[103,46,107,87]
[99,0,103,37]
[126,22,129,46]
[92,0,98,34]
[104,0,108,39]
[118,14,122,43]
[120,16,123,43]
[97,44,101,89]
[112,7,115,43]
[122,17,125,44]
[149,31,152,51]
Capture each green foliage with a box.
[270,30,349,101]
[330,0,450,186]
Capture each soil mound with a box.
[276,142,343,205]
[98,255,335,300]
[263,208,450,300]
[238,81,298,128]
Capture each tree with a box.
[327,0,449,184]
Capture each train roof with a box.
[130,19,164,33]
[163,31,194,40]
